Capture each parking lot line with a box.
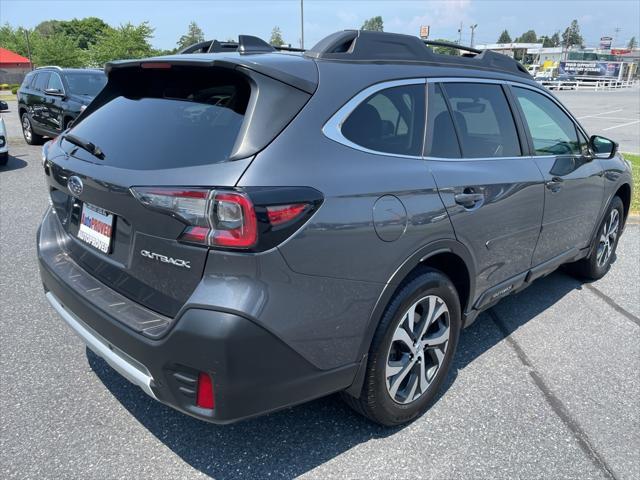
[576,109,624,120]
[488,308,618,480]
[584,283,640,327]
[602,119,640,131]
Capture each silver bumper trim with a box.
[45,291,158,400]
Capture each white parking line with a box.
[576,109,623,120]
[602,119,640,131]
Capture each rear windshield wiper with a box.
[63,133,105,160]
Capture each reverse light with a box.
[196,372,215,409]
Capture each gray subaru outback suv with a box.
[38,30,633,426]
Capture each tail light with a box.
[131,187,323,251]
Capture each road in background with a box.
[1,97,638,479]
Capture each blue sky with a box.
[1,0,639,50]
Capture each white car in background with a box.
[0,115,8,165]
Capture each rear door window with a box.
[47,73,64,93]
[34,73,50,91]
[513,87,580,155]
[424,84,461,158]
[441,82,521,158]
[341,84,426,156]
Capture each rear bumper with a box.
[38,208,358,424]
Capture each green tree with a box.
[516,30,537,43]
[361,16,384,32]
[177,21,205,50]
[269,26,284,46]
[34,18,112,50]
[31,31,84,67]
[0,23,32,57]
[430,39,459,55]
[34,20,63,38]
[61,17,113,49]
[497,29,512,43]
[550,32,561,47]
[627,36,638,49]
[562,19,583,48]
[89,22,154,66]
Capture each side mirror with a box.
[589,135,618,159]
[44,88,64,97]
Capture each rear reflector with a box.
[196,372,215,409]
[266,203,308,226]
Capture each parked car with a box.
[0,115,8,165]
[38,30,633,426]
[0,100,8,111]
[17,66,106,145]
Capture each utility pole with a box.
[457,22,463,44]
[613,27,621,48]
[470,24,478,48]
[24,29,33,70]
[300,0,305,49]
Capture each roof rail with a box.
[304,30,530,77]
[179,36,306,55]
[422,40,482,55]
[35,65,63,70]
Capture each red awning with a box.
[0,48,31,65]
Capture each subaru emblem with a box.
[67,175,84,196]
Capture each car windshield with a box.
[64,72,107,97]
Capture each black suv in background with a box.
[17,67,106,145]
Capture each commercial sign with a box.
[600,36,613,50]
[559,61,621,78]
[420,25,430,39]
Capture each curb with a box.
[628,214,640,225]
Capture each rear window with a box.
[67,67,250,169]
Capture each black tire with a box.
[0,151,8,166]
[21,113,44,145]
[343,268,461,426]
[569,196,624,280]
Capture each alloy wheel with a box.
[22,115,32,142]
[596,209,619,267]
[385,295,450,404]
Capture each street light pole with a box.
[300,0,305,49]
[470,24,478,48]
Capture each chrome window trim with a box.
[322,76,589,162]
[322,78,426,160]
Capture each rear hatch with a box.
[44,57,314,322]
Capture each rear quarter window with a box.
[341,83,425,157]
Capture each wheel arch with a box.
[345,239,476,397]
[615,182,632,225]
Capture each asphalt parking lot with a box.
[1,96,638,479]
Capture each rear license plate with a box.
[77,203,114,253]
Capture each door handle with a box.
[454,192,484,208]
[546,177,564,192]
